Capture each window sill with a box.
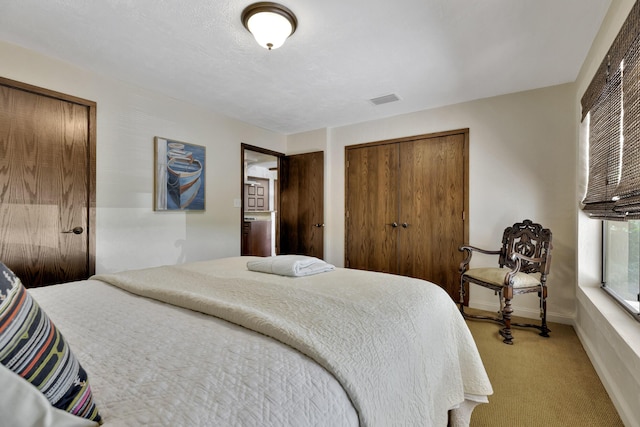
[575,285,640,426]
[578,286,640,355]
[601,286,640,319]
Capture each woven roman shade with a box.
[614,31,640,217]
[581,1,640,220]
[581,66,623,218]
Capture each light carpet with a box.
[466,309,624,427]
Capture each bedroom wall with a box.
[0,40,286,274]
[0,36,579,326]
[290,84,577,324]
[574,0,640,425]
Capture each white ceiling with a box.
[0,0,612,135]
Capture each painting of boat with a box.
[167,142,193,161]
[154,137,205,211]
[167,157,203,208]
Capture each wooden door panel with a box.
[397,138,433,279]
[430,134,466,299]
[398,134,465,298]
[280,151,324,258]
[345,130,468,301]
[0,81,94,287]
[345,144,399,273]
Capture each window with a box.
[582,1,640,320]
[603,220,640,318]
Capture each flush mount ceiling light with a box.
[241,2,297,50]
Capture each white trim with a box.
[574,286,640,427]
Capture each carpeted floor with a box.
[465,310,624,427]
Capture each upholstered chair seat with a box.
[463,268,542,289]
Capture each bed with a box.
[1,256,492,426]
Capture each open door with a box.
[241,145,281,257]
[279,151,324,259]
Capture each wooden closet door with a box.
[345,130,468,300]
[398,133,466,299]
[345,143,399,274]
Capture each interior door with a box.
[398,133,466,299]
[0,78,96,287]
[345,143,399,273]
[279,151,324,259]
[241,145,281,256]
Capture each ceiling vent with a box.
[369,93,400,106]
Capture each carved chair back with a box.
[498,219,552,277]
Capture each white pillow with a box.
[0,364,98,427]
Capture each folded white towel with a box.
[247,255,335,277]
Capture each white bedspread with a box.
[30,278,358,426]
[92,256,492,426]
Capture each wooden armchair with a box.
[459,219,552,345]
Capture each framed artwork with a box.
[154,137,206,211]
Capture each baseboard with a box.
[468,301,574,325]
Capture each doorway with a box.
[240,144,326,259]
[241,144,281,256]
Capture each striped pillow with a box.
[0,262,102,423]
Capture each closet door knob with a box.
[387,222,399,228]
[402,223,409,228]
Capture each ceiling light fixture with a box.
[241,2,297,50]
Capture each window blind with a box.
[615,35,640,217]
[581,1,640,220]
[581,64,623,218]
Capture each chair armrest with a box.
[503,253,547,286]
[458,245,501,272]
[510,252,545,264]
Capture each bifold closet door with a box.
[345,143,399,274]
[398,134,465,299]
[345,130,467,300]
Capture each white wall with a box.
[0,35,580,325]
[1,36,577,322]
[290,84,577,324]
[286,128,328,154]
[0,40,286,273]
[574,1,640,426]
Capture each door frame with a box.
[240,143,284,255]
[0,76,97,278]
